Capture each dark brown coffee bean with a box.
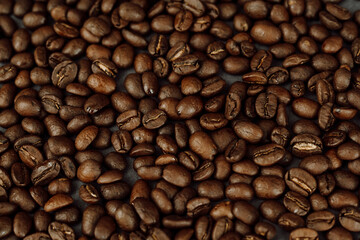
[100,181,130,200]
[172,54,200,75]
[223,56,249,75]
[284,191,310,216]
[285,168,317,196]
[34,210,51,232]
[189,131,217,161]
[116,109,141,131]
[339,206,360,232]
[253,175,285,199]
[232,201,259,225]
[290,134,323,158]
[289,228,318,240]
[11,162,30,187]
[87,73,116,95]
[255,93,277,119]
[250,20,281,45]
[253,144,285,166]
[48,221,75,240]
[44,193,73,212]
[77,159,101,183]
[133,197,160,225]
[31,159,60,186]
[326,226,353,240]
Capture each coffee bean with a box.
[115,203,139,232]
[189,131,217,161]
[44,193,73,212]
[253,175,285,199]
[51,60,77,89]
[284,191,310,216]
[250,20,281,45]
[48,221,75,240]
[285,168,317,196]
[290,134,323,158]
[327,226,353,240]
[289,228,318,240]
[339,206,360,232]
[253,143,285,166]
[133,197,160,225]
[232,201,259,225]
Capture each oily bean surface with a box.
[1,1,360,239]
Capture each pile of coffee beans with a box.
[2,0,360,239]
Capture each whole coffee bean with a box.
[172,54,200,75]
[255,93,277,119]
[284,191,310,216]
[260,200,286,223]
[223,56,249,75]
[226,182,254,201]
[133,197,160,226]
[142,109,167,129]
[306,210,335,231]
[187,197,211,218]
[278,212,305,231]
[87,73,116,95]
[31,159,60,186]
[116,109,141,131]
[162,164,191,187]
[54,206,80,224]
[11,162,30,187]
[51,60,78,89]
[189,131,217,161]
[115,203,139,232]
[29,185,49,207]
[339,206,360,232]
[77,159,101,183]
[253,143,285,166]
[18,144,44,169]
[232,201,259,225]
[299,155,329,175]
[250,20,281,45]
[82,204,105,237]
[337,141,360,161]
[285,168,317,196]
[289,228,318,240]
[34,210,52,232]
[234,121,263,144]
[253,175,285,199]
[290,134,323,158]
[326,226,353,240]
[44,193,73,212]
[48,221,75,240]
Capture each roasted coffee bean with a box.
[339,206,360,232]
[326,226,353,240]
[285,168,317,196]
[260,200,286,223]
[290,134,323,158]
[232,200,259,225]
[289,228,318,240]
[51,60,78,89]
[253,144,285,166]
[251,21,281,45]
[133,197,160,225]
[284,191,310,216]
[31,160,60,186]
[255,93,277,119]
[253,175,285,199]
[48,221,75,240]
[2,0,360,238]
[189,131,217,161]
